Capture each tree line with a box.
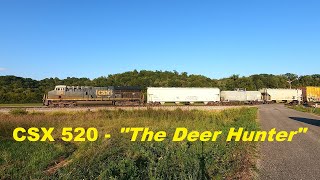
[0,70,319,103]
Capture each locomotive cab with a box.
[54,85,67,96]
[43,85,67,106]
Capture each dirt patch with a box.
[44,157,72,175]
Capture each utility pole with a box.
[287,80,293,89]
[287,78,297,89]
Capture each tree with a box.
[0,71,320,103]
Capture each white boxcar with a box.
[221,90,262,102]
[147,87,220,104]
[259,88,302,102]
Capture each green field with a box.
[0,108,259,179]
[0,103,43,107]
[288,105,320,116]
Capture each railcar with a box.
[43,85,144,107]
[259,88,302,103]
[220,89,262,104]
[147,87,220,105]
[301,86,320,103]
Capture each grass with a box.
[0,103,43,107]
[288,105,320,116]
[0,108,259,179]
[9,108,29,115]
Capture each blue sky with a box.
[0,0,319,80]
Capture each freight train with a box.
[43,85,320,107]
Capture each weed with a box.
[9,108,28,115]
[288,105,320,115]
[0,108,258,179]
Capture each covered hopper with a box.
[221,90,262,102]
[147,87,220,104]
[260,88,302,102]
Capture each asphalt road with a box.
[258,104,320,180]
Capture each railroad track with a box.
[0,105,254,113]
[0,106,49,109]
[0,102,261,109]
[0,104,254,109]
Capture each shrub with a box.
[9,108,28,115]
[289,105,320,115]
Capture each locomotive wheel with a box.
[58,102,65,108]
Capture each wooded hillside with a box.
[0,70,319,103]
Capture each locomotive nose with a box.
[42,94,48,106]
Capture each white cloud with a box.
[0,68,7,71]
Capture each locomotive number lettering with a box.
[96,90,112,96]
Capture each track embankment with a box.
[0,105,252,114]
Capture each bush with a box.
[289,105,320,116]
[9,108,28,115]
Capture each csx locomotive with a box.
[43,85,144,107]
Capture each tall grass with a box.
[288,105,320,115]
[0,103,43,107]
[9,108,28,115]
[0,108,258,179]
